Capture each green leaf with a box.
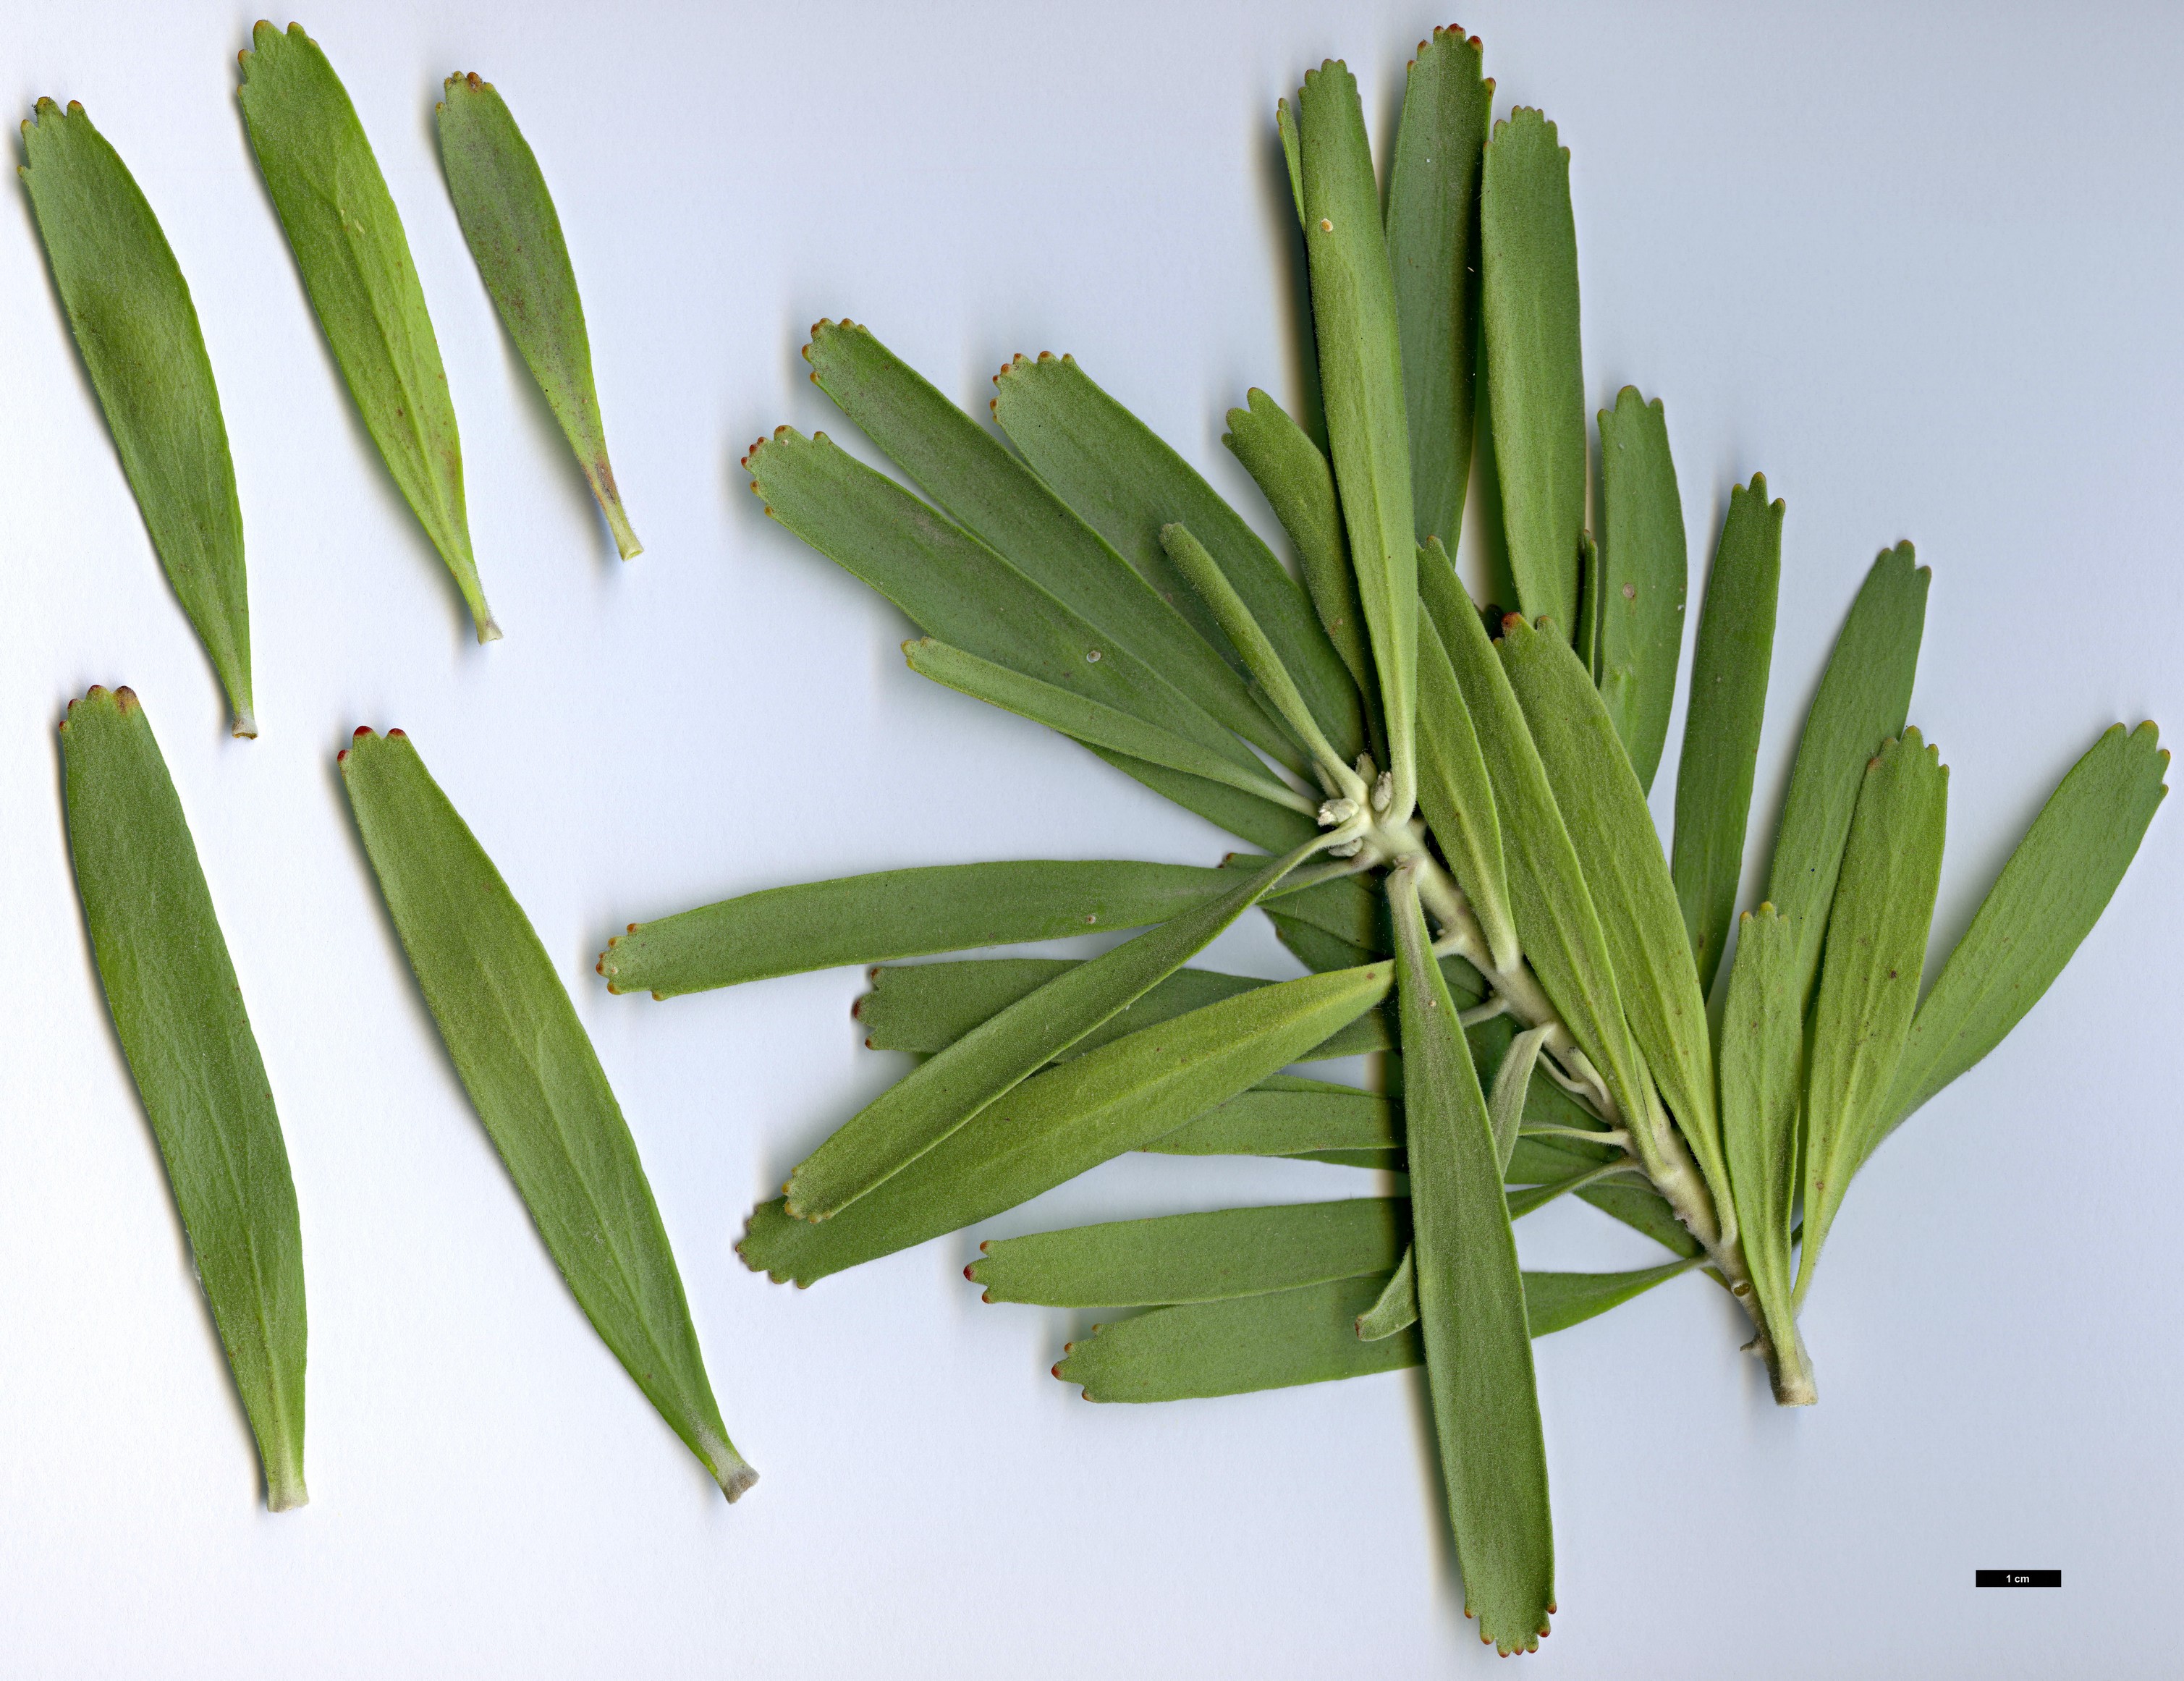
[1577,1178,1706,1261]
[1670,473,1783,997]
[1145,1075,1396,1157]
[1389,868,1554,1656]
[1499,614,1727,1214]
[786,839,1321,1220]
[1763,542,1929,1009]
[1480,108,1583,638]
[1057,1273,1423,1401]
[1222,387,1376,710]
[987,350,1363,762]
[904,637,1315,814]
[1574,530,1603,681]
[436,72,638,559]
[968,1198,1405,1305]
[60,686,305,1509]
[22,102,255,736]
[810,323,1306,770]
[339,727,752,1499]
[1593,387,1688,791]
[1355,1247,1696,1341]
[1489,1024,1553,1174]
[1717,905,1806,1395]
[1266,912,1374,976]
[738,962,1394,1285]
[237,23,493,640]
[602,860,1238,999]
[1874,721,2169,1156]
[1087,750,1323,852]
[1294,61,1420,816]
[1385,26,1491,551]
[1795,729,1948,1304]
[1415,540,1517,968]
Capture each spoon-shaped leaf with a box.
[784,837,1322,1220]
[238,23,495,640]
[1763,542,1928,1009]
[1386,27,1491,551]
[988,350,1363,761]
[808,323,1308,770]
[61,686,305,1509]
[22,103,256,737]
[1717,905,1812,1402]
[436,72,639,558]
[1481,108,1584,636]
[1222,387,1376,707]
[1293,61,1419,816]
[340,727,752,1499]
[1873,720,2168,1156]
[1593,387,1688,791]
[904,638,1316,813]
[604,860,1240,998]
[1499,613,1727,1214]
[1795,729,1947,1305]
[1670,473,1783,996]
[1389,867,1554,1656]
[968,1198,1405,1306]
[739,962,1393,1285]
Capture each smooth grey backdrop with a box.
[0,2,2175,1675]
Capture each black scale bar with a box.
[1976,1570,2060,1588]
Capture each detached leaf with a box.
[1764,543,1929,1008]
[1499,614,1727,1213]
[968,1198,1405,1306]
[1390,870,1554,1656]
[988,350,1362,761]
[61,686,305,1509]
[1593,387,1688,790]
[739,962,1394,1285]
[436,72,639,558]
[1796,729,1947,1303]
[1874,720,2167,1157]
[22,102,255,736]
[785,839,1320,1220]
[1670,474,1783,997]
[1386,27,1491,551]
[1294,61,1420,814]
[340,728,753,1499]
[237,23,494,640]
[1481,109,1584,637]
[1717,905,1810,1401]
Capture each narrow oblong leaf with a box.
[340,727,753,1499]
[968,1198,1405,1306]
[1717,905,1809,1401]
[810,324,1305,770]
[1059,1273,1421,1400]
[237,22,494,640]
[1764,542,1929,1009]
[1795,729,1948,1303]
[1355,1246,1418,1339]
[1670,473,1783,996]
[738,962,1394,1286]
[1481,108,1583,636]
[1874,721,2168,1153]
[22,102,255,736]
[1593,387,1688,791]
[436,72,639,558]
[1294,61,1419,813]
[785,839,1320,1220]
[988,350,1363,761]
[1222,387,1375,704]
[1385,26,1491,551]
[904,637,1314,815]
[61,686,305,1509]
[1146,1075,1394,1157]
[1489,1024,1553,1174]
[1390,869,1554,1656]
[1578,1178,1706,1261]
[1415,541,1516,968]
[603,860,1235,999]
[1356,1248,1695,1342]
[1499,614,1727,1211]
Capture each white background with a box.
[0,2,2177,1675]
